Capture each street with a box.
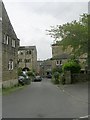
[2,78,88,118]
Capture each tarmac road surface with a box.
[2,78,88,118]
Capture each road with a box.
[2,78,88,118]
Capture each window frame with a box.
[12,39,16,48]
[6,35,9,45]
[8,60,14,70]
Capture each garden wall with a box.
[71,73,88,83]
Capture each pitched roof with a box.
[19,46,36,50]
[51,53,70,60]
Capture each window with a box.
[26,51,29,54]
[8,61,11,70]
[56,60,59,65]
[12,39,15,47]
[6,36,9,45]
[60,60,62,65]
[19,59,22,62]
[26,50,31,54]
[0,17,2,21]
[20,51,23,55]
[11,61,13,70]
[3,34,6,44]
[29,50,31,54]
[18,51,20,55]
[25,59,31,63]
[8,60,14,70]
[56,60,62,65]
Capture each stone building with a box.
[2,3,20,87]
[37,60,52,77]
[51,44,70,69]
[43,59,52,76]
[51,43,87,70]
[18,46,37,73]
[52,44,64,57]
[0,1,2,87]
[37,60,44,76]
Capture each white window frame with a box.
[11,61,13,70]
[8,60,14,70]
[56,60,59,65]
[6,35,9,45]
[3,34,6,44]
[12,39,15,47]
[60,60,62,65]
[20,51,23,55]
[8,61,11,70]
[18,51,20,55]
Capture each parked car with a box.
[33,76,42,82]
[18,72,31,85]
[46,74,52,78]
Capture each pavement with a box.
[2,79,88,118]
[58,82,88,104]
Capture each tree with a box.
[52,66,62,74]
[27,71,35,77]
[53,71,60,84]
[62,60,81,74]
[47,14,88,57]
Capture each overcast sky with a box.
[3,0,88,60]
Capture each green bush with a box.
[62,60,81,74]
[27,71,35,77]
[27,71,35,81]
[52,67,62,74]
[17,67,23,76]
[53,72,60,84]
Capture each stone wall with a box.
[71,73,88,83]
[2,3,19,87]
[0,1,2,87]
[64,71,71,84]
[63,71,88,84]
[52,44,63,57]
[2,79,18,88]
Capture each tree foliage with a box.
[27,71,35,77]
[62,60,81,73]
[53,71,60,84]
[47,14,88,56]
[52,66,62,74]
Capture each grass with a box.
[2,84,27,95]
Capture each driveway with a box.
[2,78,88,118]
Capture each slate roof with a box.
[51,53,70,60]
[19,46,36,50]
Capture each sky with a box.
[3,0,88,60]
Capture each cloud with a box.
[3,0,89,2]
[3,1,88,60]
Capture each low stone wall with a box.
[63,71,88,84]
[64,71,71,84]
[2,79,18,88]
[71,73,88,83]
